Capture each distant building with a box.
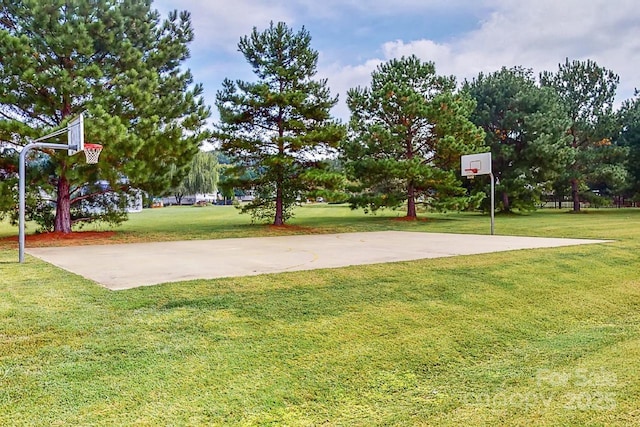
[81,180,144,213]
[161,193,219,206]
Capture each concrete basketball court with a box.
[26,231,609,290]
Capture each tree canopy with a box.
[342,55,485,218]
[464,67,573,212]
[540,59,626,211]
[0,0,210,231]
[215,21,345,225]
[617,92,640,199]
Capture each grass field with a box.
[1,206,639,425]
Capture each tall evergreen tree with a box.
[0,0,210,232]
[540,59,625,211]
[215,22,345,225]
[342,55,485,218]
[617,91,640,199]
[0,147,17,215]
[464,67,573,212]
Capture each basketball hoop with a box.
[84,143,103,164]
[460,152,495,235]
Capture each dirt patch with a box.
[266,224,325,234]
[0,231,117,248]
[391,216,429,222]
[268,224,308,231]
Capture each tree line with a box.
[1,2,639,231]
[215,22,640,224]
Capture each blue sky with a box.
[153,0,640,122]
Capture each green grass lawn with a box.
[1,206,639,425]
[4,203,640,242]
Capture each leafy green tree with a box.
[213,151,235,203]
[617,91,640,199]
[0,147,18,215]
[169,150,219,204]
[215,22,345,225]
[0,0,210,232]
[342,55,485,218]
[464,67,573,212]
[540,59,626,211]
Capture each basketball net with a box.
[84,143,103,164]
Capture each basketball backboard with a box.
[461,152,492,177]
[67,113,84,155]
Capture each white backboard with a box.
[461,152,492,176]
[67,113,84,155]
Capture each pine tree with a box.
[215,22,345,225]
[342,56,485,218]
[540,59,625,211]
[0,0,210,232]
[617,92,640,199]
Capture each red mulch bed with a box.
[0,231,117,248]
[266,224,327,234]
[268,224,308,231]
[391,216,429,222]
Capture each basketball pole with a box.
[461,153,494,236]
[19,141,75,263]
[490,172,495,235]
[18,114,85,263]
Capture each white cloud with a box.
[382,40,455,72]
[318,58,384,121]
[369,0,640,98]
[153,0,295,51]
[152,0,640,122]
[294,0,477,18]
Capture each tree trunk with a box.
[54,99,73,233]
[571,178,580,212]
[406,183,417,218]
[54,176,72,233]
[274,106,286,226]
[274,180,284,225]
[502,191,510,213]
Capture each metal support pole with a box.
[19,142,71,263]
[490,172,495,235]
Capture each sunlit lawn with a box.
[3,203,638,242]
[1,205,639,425]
